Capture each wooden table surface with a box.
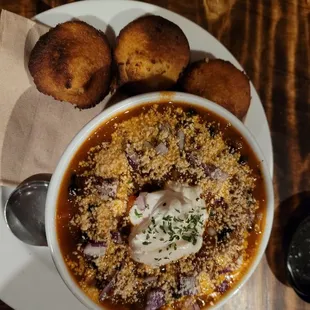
[0,0,309,309]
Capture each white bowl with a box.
[45,91,274,310]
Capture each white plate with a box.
[0,1,273,309]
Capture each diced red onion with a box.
[125,146,139,170]
[135,192,148,211]
[187,153,199,166]
[99,265,124,301]
[211,168,228,182]
[188,154,212,174]
[219,267,232,274]
[189,158,228,181]
[99,278,115,301]
[201,163,216,176]
[145,289,165,310]
[187,152,228,182]
[84,242,106,257]
[111,231,122,244]
[179,276,198,296]
[155,143,168,155]
[207,226,216,236]
[96,178,118,201]
[159,122,171,133]
[214,197,228,209]
[178,130,185,151]
[216,280,229,293]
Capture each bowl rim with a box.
[45,91,274,310]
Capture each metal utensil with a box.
[4,180,49,246]
[286,216,310,302]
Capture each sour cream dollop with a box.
[129,183,208,267]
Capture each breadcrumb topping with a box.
[60,104,265,309]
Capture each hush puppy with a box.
[114,15,190,93]
[29,20,112,109]
[180,59,251,120]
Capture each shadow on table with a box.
[266,191,310,286]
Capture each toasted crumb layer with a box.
[63,105,263,309]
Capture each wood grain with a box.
[0,0,309,309]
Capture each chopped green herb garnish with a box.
[142,204,204,247]
[163,215,173,221]
[159,225,166,233]
[134,209,142,218]
[182,235,192,242]
[142,241,151,245]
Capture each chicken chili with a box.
[57,102,266,310]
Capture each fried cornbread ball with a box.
[29,21,112,109]
[180,59,251,120]
[114,15,190,93]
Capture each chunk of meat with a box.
[68,174,87,197]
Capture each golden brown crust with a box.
[29,20,112,109]
[180,59,251,120]
[114,15,190,93]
